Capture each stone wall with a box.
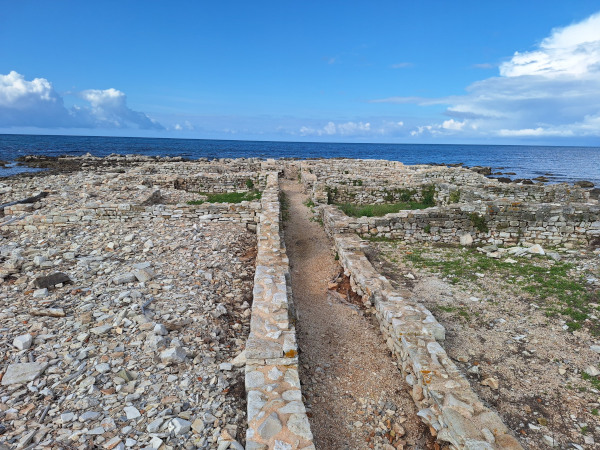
[315,181,590,207]
[244,172,315,450]
[2,201,260,231]
[322,201,600,247]
[169,172,266,194]
[300,159,591,207]
[323,209,523,450]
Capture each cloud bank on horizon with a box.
[1,10,599,142]
[0,71,163,130]
[370,11,600,140]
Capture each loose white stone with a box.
[219,362,233,371]
[13,334,33,350]
[153,323,168,336]
[231,350,247,367]
[33,288,48,298]
[95,363,111,373]
[528,244,545,255]
[1,362,45,386]
[60,412,75,423]
[90,324,112,335]
[460,233,473,246]
[147,417,164,433]
[124,406,141,420]
[585,365,600,376]
[79,411,101,422]
[169,417,192,435]
[160,346,186,364]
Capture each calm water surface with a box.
[0,134,598,185]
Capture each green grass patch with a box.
[449,190,461,203]
[582,372,600,390]
[304,198,315,208]
[404,247,598,334]
[365,235,395,243]
[279,191,289,221]
[337,201,430,217]
[187,190,261,205]
[469,213,489,233]
[421,184,436,207]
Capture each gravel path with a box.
[281,178,432,450]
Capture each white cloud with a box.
[0,71,163,130]
[373,12,600,140]
[442,119,466,131]
[299,120,404,137]
[0,71,72,127]
[500,12,600,77]
[174,123,183,131]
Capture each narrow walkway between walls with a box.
[281,177,434,450]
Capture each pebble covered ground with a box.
[367,240,600,449]
[0,169,256,449]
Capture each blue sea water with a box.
[0,133,599,185]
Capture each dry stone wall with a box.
[244,172,315,450]
[301,159,591,207]
[2,201,261,231]
[323,206,523,450]
[323,200,600,247]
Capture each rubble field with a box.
[0,167,256,449]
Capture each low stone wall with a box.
[300,159,591,207]
[315,181,590,207]
[323,201,600,247]
[323,207,523,450]
[1,201,260,231]
[171,172,266,193]
[244,173,314,449]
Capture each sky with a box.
[1,1,600,145]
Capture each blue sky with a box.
[1,1,600,145]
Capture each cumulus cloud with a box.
[300,120,403,137]
[0,71,72,127]
[0,71,163,130]
[173,120,194,132]
[373,12,600,140]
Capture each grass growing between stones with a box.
[187,190,261,205]
[403,247,599,334]
[336,201,430,217]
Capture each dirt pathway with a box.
[281,177,432,450]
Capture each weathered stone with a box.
[287,413,313,440]
[160,346,186,364]
[168,417,192,435]
[257,413,282,440]
[123,406,141,420]
[1,362,45,385]
[12,333,33,350]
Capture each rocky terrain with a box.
[366,240,600,449]
[0,168,256,449]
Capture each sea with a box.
[0,133,599,185]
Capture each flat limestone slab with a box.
[2,362,46,386]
